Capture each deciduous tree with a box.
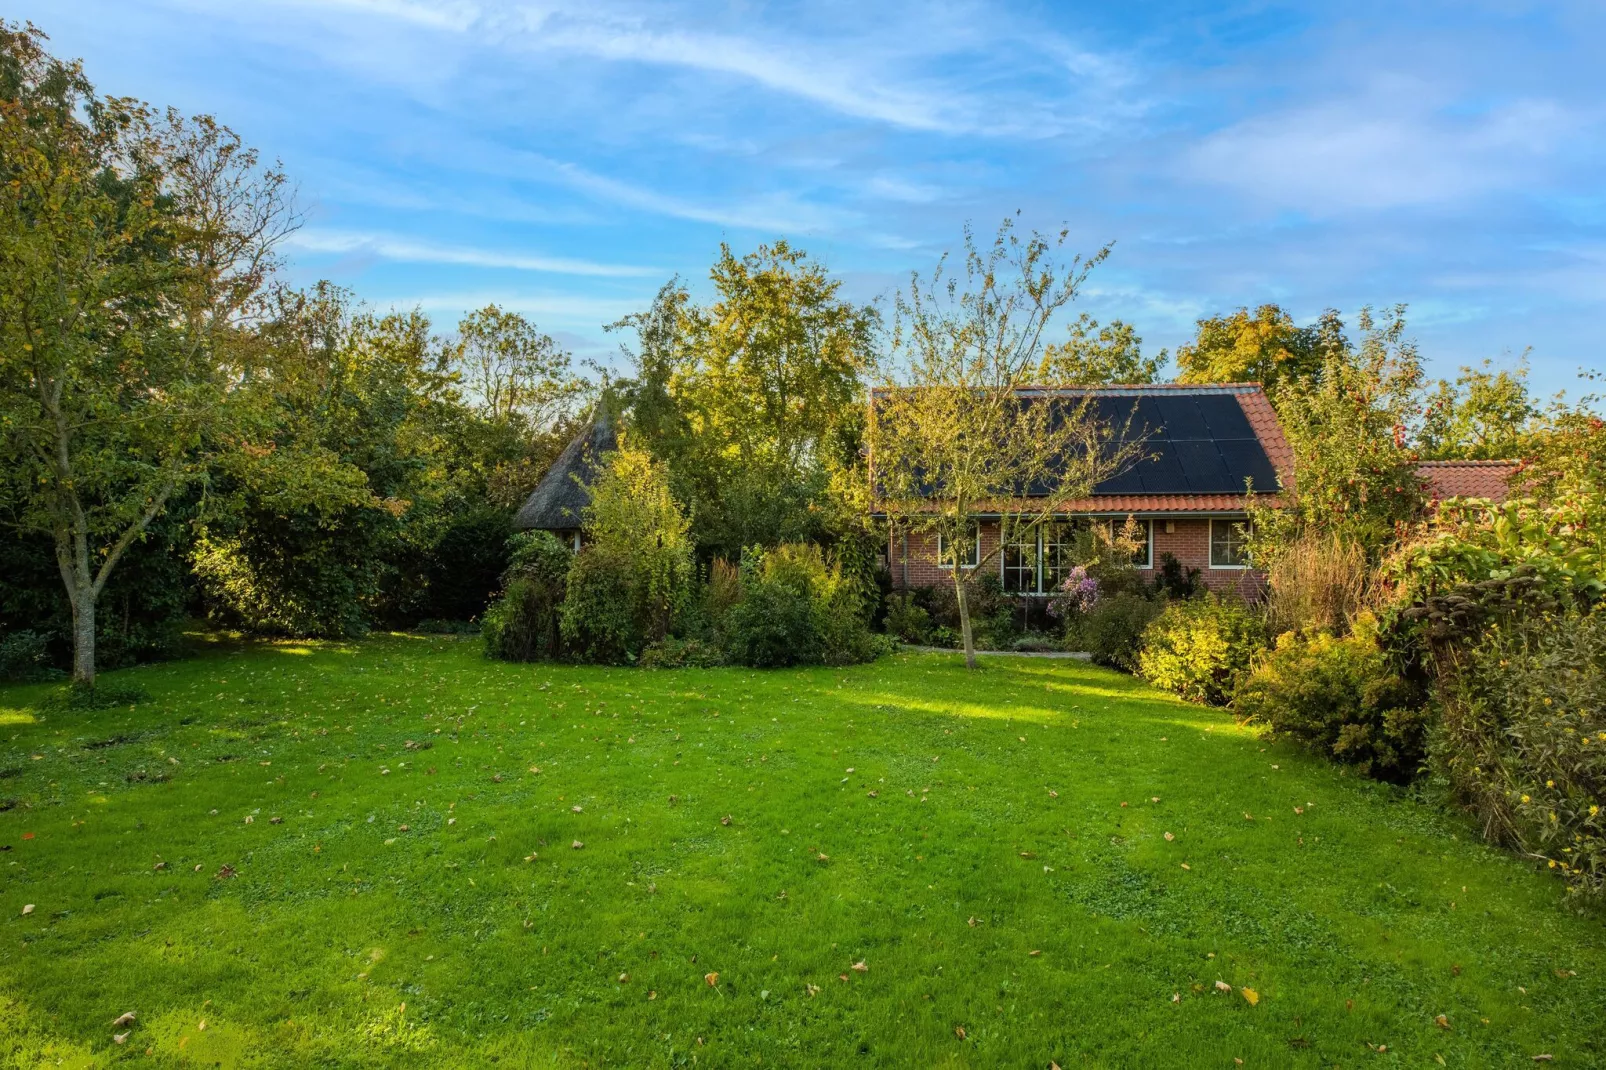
[871,220,1142,668]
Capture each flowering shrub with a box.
[1137,596,1266,706]
[1046,566,1099,619]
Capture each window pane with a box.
[1211,519,1249,567]
[1001,532,1036,593]
[1101,517,1151,567]
[1040,522,1075,591]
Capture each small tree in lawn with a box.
[871,219,1144,668]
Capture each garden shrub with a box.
[0,630,56,682]
[1431,610,1606,901]
[724,575,819,668]
[1072,592,1162,672]
[482,531,571,662]
[1138,595,1267,705]
[558,447,695,664]
[722,544,883,668]
[1150,553,1203,601]
[559,548,646,663]
[883,592,932,644]
[1234,615,1427,782]
[638,636,726,669]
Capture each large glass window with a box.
[1001,529,1037,593]
[1210,518,1251,568]
[1040,522,1078,592]
[1099,517,1153,568]
[936,523,981,569]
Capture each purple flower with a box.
[1047,565,1099,618]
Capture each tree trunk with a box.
[70,586,96,688]
[953,573,978,670]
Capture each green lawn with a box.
[2,637,1603,1068]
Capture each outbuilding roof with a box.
[1417,459,1522,502]
[513,411,617,531]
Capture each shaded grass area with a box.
[2,635,1603,1067]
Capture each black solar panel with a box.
[1086,390,1279,496]
[1196,394,1255,439]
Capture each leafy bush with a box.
[883,592,932,644]
[482,531,571,662]
[724,577,819,668]
[1138,596,1267,705]
[1070,592,1161,672]
[722,544,883,668]
[558,447,695,664]
[1234,615,1427,782]
[1150,553,1202,601]
[0,630,56,682]
[639,637,726,669]
[1432,610,1606,901]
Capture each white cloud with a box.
[284,228,658,276]
[1186,82,1578,212]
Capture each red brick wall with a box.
[886,517,1266,598]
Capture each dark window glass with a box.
[1210,519,1250,567]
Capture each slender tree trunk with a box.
[953,572,977,669]
[70,587,96,687]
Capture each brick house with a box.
[874,383,1293,600]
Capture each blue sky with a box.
[21,0,1606,392]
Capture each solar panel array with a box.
[1087,393,1279,495]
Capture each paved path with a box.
[900,645,1092,660]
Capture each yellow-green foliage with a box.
[1138,596,1266,706]
[1234,615,1427,782]
[1439,611,1606,901]
[560,446,694,662]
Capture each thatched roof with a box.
[513,412,616,531]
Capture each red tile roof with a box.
[1418,460,1521,502]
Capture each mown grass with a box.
[2,634,1603,1068]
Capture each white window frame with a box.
[937,524,982,570]
[999,526,1037,593]
[1209,517,1251,570]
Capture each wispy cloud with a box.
[1186,81,1580,212]
[284,228,659,277]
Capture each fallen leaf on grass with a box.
[1241,987,1259,1006]
[198,1020,206,1031]
[1019,851,1036,860]
[806,983,820,997]
[618,973,629,983]
[21,832,33,840]
[572,840,584,850]
[1029,950,1041,957]
[851,961,868,972]
[1048,790,1058,798]
[114,1032,129,1044]
[112,1012,135,1027]
[1171,993,1180,1003]
[243,816,253,825]
[1163,832,1174,842]
[21,904,34,916]
[216,865,235,879]
[954,1026,966,1039]
[1215,981,1231,992]
[1180,863,1191,871]
[1533,1056,1553,1062]
[705,972,719,987]
[816,853,829,864]
[1434,1014,1450,1029]
[967,916,978,927]
[648,991,657,1000]
[397,825,409,832]
[867,790,878,798]
[529,766,541,774]
[720,815,732,827]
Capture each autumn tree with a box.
[1416,356,1541,460]
[0,23,295,685]
[871,220,1143,668]
[611,244,878,557]
[1175,304,1345,394]
[1037,313,1166,384]
[1249,306,1426,559]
